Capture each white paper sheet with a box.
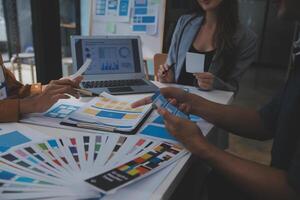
[69,58,92,80]
[186,52,205,73]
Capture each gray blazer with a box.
[166,14,257,93]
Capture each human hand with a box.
[194,72,214,90]
[157,64,174,83]
[131,87,193,113]
[158,107,208,155]
[20,76,83,114]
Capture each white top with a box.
[21,82,234,200]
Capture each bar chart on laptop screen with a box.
[81,39,136,75]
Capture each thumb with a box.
[157,108,178,125]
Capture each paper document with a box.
[186,52,205,73]
[62,92,152,132]
[69,59,92,80]
[20,98,85,131]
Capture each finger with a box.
[199,79,213,85]
[195,72,214,79]
[48,86,80,98]
[131,96,152,108]
[73,76,84,86]
[51,94,71,102]
[199,83,211,90]
[169,98,178,106]
[157,108,178,125]
[163,65,169,71]
[49,79,79,88]
[158,68,167,78]
[43,84,64,93]
[178,103,190,113]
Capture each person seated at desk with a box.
[132,1,300,199]
[0,53,82,123]
[159,0,257,93]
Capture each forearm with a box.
[19,97,37,115]
[0,99,20,122]
[189,94,272,140]
[198,143,299,200]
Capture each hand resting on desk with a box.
[20,76,83,114]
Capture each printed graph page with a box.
[64,92,152,132]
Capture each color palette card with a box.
[0,124,47,153]
[0,126,187,199]
[63,92,153,132]
[139,92,205,142]
[85,142,187,194]
[137,92,189,142]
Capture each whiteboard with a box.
[88,0,166,59]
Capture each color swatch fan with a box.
[0,132,187,199]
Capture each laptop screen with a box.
[74,38,141,75]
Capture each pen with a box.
[161,64,174,76]
[75,88,99,97]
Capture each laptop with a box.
[71,35,158,95]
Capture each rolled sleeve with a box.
[0,99,20,122]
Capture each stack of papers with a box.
[0,128,187,199]
[62,92,152,133]
[22,92,152,134]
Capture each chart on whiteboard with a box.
[94,0,131,22]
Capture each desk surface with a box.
[21,82,234,200]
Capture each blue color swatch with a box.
[97,111,126,119]
[189,115,203,122]
[0,131,31,153]
[140,125,176,141]
[153,116,164,125]
[15,177,35,183]
[133,25,147,32]
[0,171,16,180]
[48,140,59,148]
[135,8,147,15]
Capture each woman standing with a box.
[159,0,257,93]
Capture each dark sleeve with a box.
[288,139,300,194]
[258,93,282,134]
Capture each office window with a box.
[0,0,8,61]
[59,0,80,58]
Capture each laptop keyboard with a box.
[82,79,148,88]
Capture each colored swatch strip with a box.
[105,136,127,164]
[93,136,102,162]
[85,142,184,192]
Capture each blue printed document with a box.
[62,92,153,132]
